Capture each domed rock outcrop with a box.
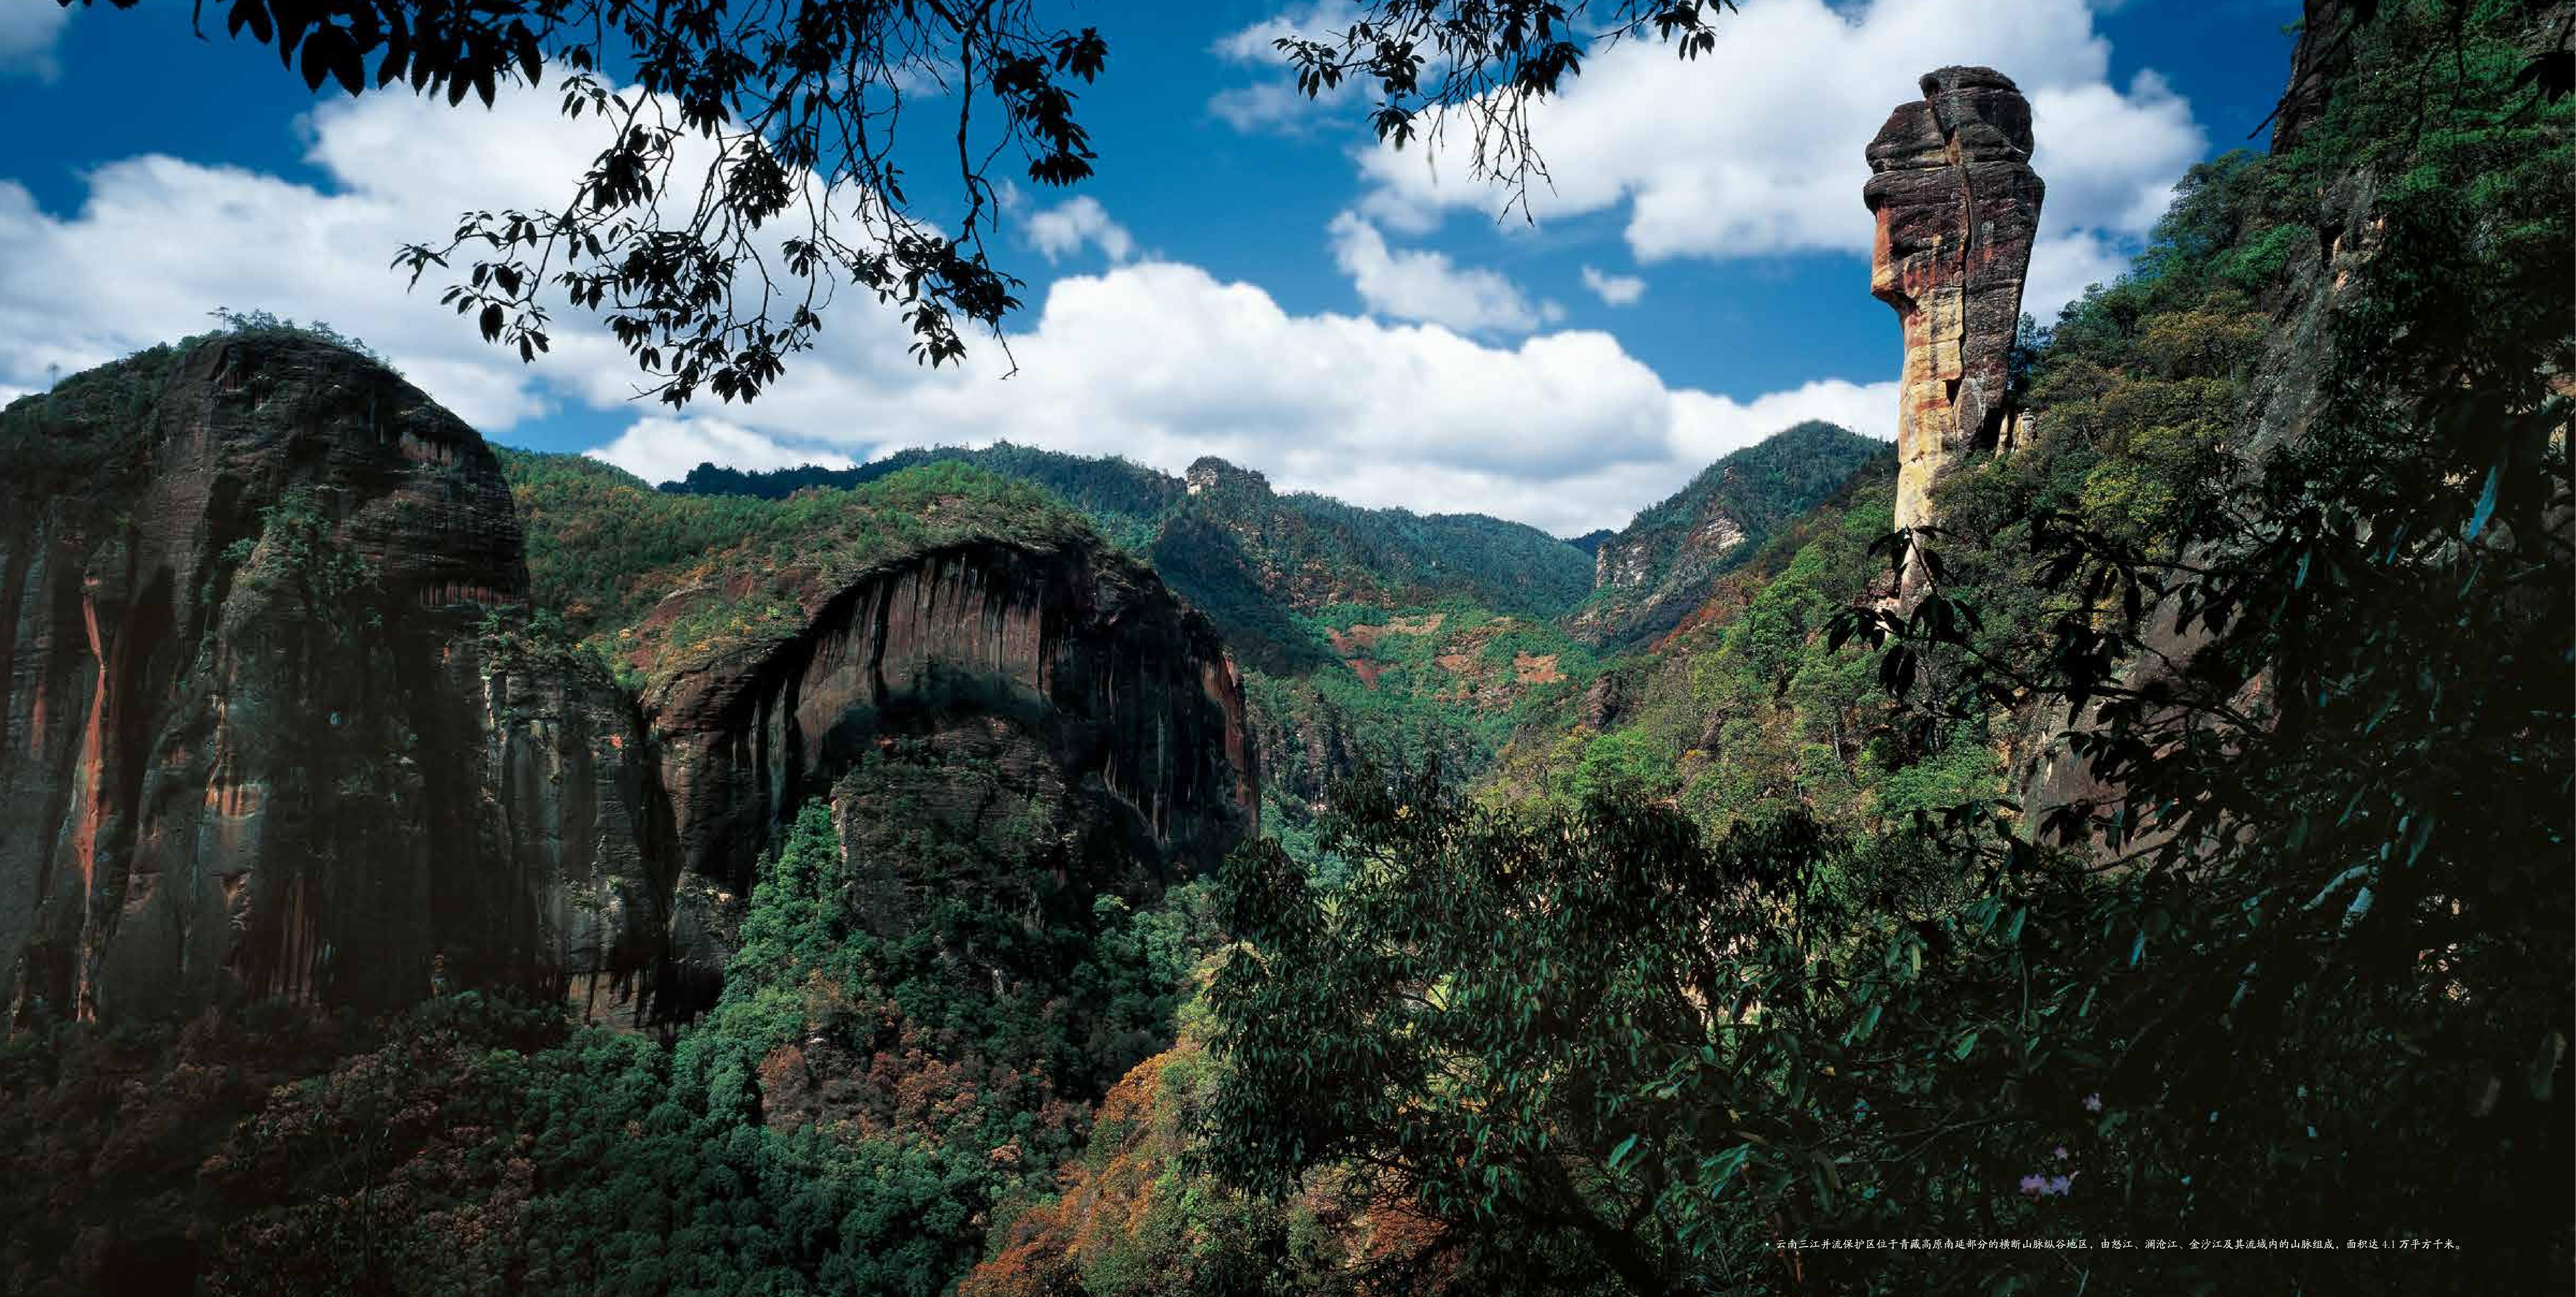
[0,335,669,1022]
[631,535,1259,1009]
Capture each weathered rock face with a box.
[636,539,1258,1010]
[642,542,1257,893]
[1865,66,2046,546]
[2270,0,2354,152]
[472,652,677,1023]
[0,336,668,1022]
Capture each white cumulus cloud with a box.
[0,75,617,431]
[588,416,855,485]
[584,259,1896,535]
[0,51,1901,537]
[1023,195,1135,265]
[1580,266,1647,307]
[1208,2,1364,134]
[1328,211,1544,334]
[1355,0,2205,321]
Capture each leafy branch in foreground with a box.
[1274,1,1739,221]
[69,0,1110,403]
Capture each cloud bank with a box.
[0,3,69,81]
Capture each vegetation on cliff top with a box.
[500,450,1105,687]
[669,443,1604,636]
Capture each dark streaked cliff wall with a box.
[0,335,668,1021]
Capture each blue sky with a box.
[0,0,2298,534]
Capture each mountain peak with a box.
[1185,456,1270,496]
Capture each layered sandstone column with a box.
[1864,66,2045,550]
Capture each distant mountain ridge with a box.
[1568,421,1889,648]
[652,429,1893,858]
[664,442,1599,673]
[657,430,1890,665]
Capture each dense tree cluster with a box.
[1199,4,2573,1293]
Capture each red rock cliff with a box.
[2,337,1259,1026]
[0,336,668,1022]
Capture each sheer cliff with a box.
[0,335,669,1022]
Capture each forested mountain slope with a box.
[664,442,1597,672]
[0,333,1257,1295]
[978,6,2574,1295]
[651,429,1891,868]
[1568,421,1888,649]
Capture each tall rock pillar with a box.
[1864,66,2045,560]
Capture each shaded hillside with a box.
[1360,13,2573,1293]
[991,10,2573,1296]
[1568,420,1888,648]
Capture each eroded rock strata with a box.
[1864,66,2046,543]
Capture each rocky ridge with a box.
[0,335,669,1021]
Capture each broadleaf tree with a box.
[65,0,1112,403]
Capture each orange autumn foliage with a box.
[960,1039,1465,1297]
